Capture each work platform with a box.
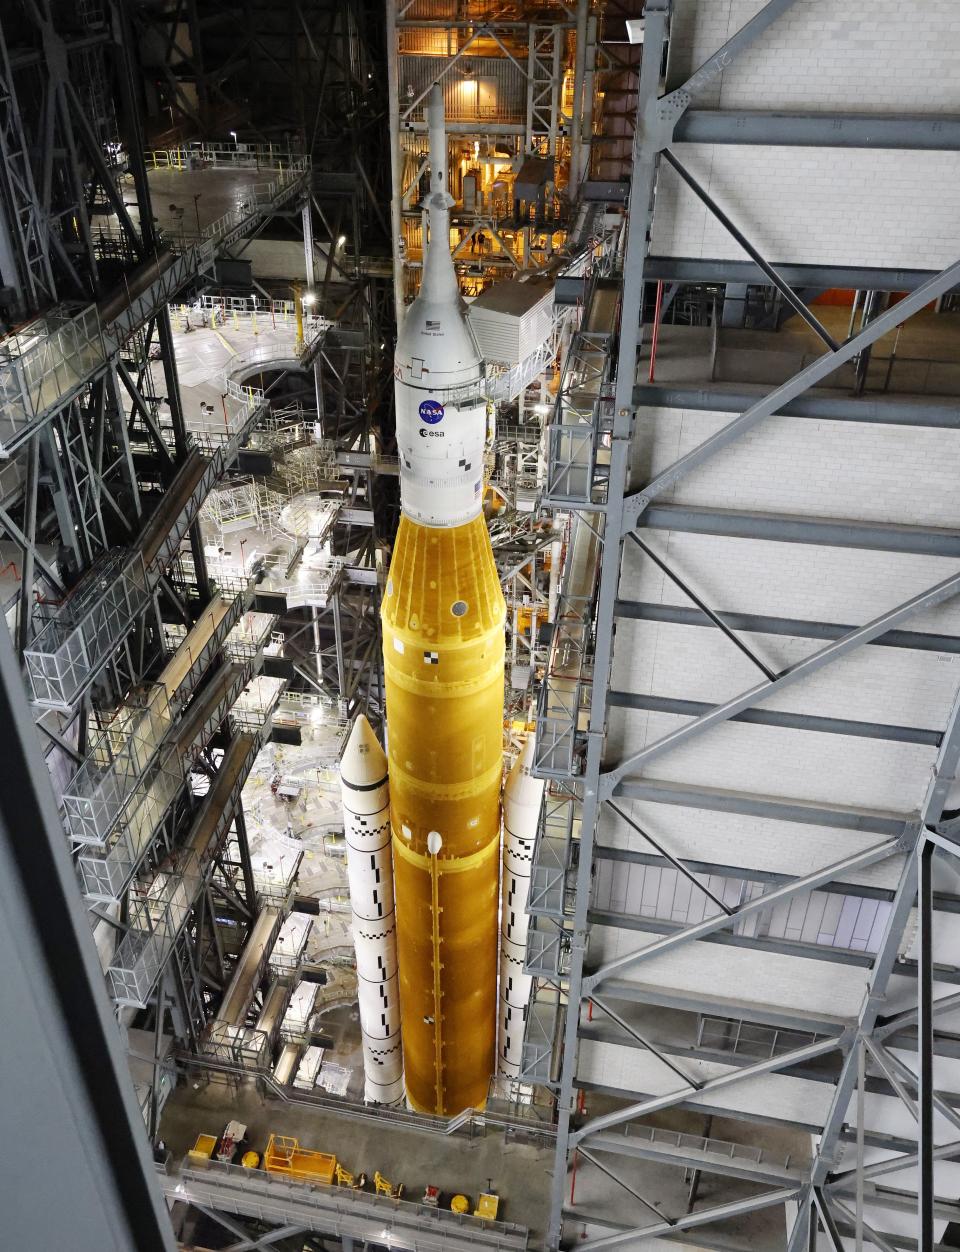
[0,156,308,457]
[161,1157,529,1252]
[108,729,264,1007]
[23,396,268,712]
[158,1077,550,1248]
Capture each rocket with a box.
[339,714,405,1105]
[381,83,507,1114]
[497,737,545,1077]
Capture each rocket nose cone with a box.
[340,713,388,787]
[504,735,543,802]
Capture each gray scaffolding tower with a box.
[529,3,960,1249]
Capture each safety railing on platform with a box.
[521,984,563,1085]
[527,790,576,920]
[63,682,172,846]
[77,603,270,902]
[534,618,592,778]
[600,1121,796,1175]
[77,744,185,901]
[108,730,264,1006]
[524,918,570,979]
[0,305,107,455]
[24,552,151,709]
[697,1014,825,1061]
[166,1156,529,1251]
[230,674,284,733]
[486,341,553,404]
[0,157,308,453]
[145,143,304,172]
[204,1021,273,1071]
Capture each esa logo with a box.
[419,399,444,425]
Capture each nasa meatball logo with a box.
[419,399,444,425]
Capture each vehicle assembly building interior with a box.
[4,2,960,1250]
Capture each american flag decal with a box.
[426,320,440,330]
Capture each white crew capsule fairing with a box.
[393,84,487,529]
[339,715,404,1105]
[497,737,546,1076]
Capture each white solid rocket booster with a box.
[339,714,404,1104]
[497,737,546,1076]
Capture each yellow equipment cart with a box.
[187,1134,217,1163]
[474,1193,500,1220]
[263,1134,336,1185]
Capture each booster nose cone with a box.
[340,712,387,788]
[503,736,542,815]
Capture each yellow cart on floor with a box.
[474,1193,500,1220]
[187,1133,218,1163]
[263,1134,336,1186]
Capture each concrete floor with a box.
[159,1073,800,1251]
[136,167,275,239]
[159,1078,555,1240]
[150,315,305,440]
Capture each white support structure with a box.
[339,714,404,1105]
[498,736,545,1075]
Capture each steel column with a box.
[919,837,935,1251]
[543,5,671,1243]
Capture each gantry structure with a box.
[6,2,960,1252]
[527,1,960,1249]
[0,0,386,1159]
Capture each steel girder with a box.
[601,568,960,792]
[582,839,897,995]
[544,1,809,1244]
[540,3,960,1249]
[674,109,960,149]
[621,258,960,534]
[784,690,960,1250]
[643,256,960,295]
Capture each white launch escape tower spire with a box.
[392,83,487,529]
[339,715,404,1104]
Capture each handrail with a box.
[175,1051,556,1140]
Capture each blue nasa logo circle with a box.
[419,399,444,425]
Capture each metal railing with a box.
[63,682,173,847]
[145,143,304,172]
[528,791,576,920]
[78,606,270,903]
[600,1121,796,1175]
[108,729,264,1006]
[163,1156,529,1252]
[521,984,563,1085]
[24,551,151,709]
[697,1014,825,1062]
[0,157,308,454]
[0,305,108,454]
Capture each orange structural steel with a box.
[382,512,506,1114]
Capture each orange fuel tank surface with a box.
[382,512,506,1115]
